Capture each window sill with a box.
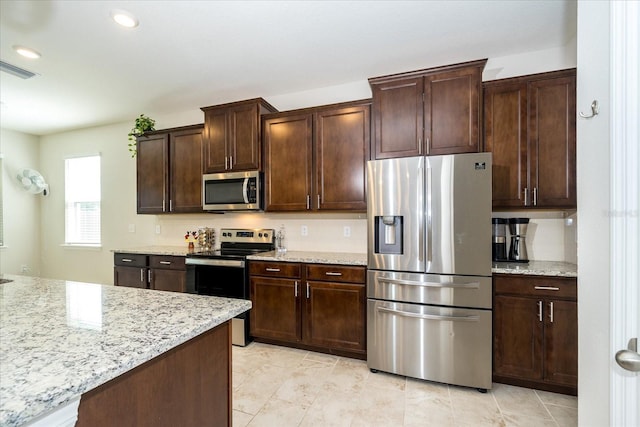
[60,244,102,251]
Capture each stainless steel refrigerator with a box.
[367,153,493,391]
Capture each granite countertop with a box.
[0,275,251,427]
[492,260,577,277]
[113,245,194,256]
[246,250,368,266]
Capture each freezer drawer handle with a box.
[377,306,479,322]
[378,277,480,289]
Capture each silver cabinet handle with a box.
[265,267,280,272]
[140,269,144,282]
[306,194,311,210]
[122,258,133,262]
[549,301,554,323]
[523,188,529,206]
[533,187,538,206]
[615,338,640,372]
[229,156,233,169]
[159,261,171,265]
[148,269,151,283]
[537,301,543,322]
[317,194,321,209]
[306,282,310,299]
[377,306,479,322]
[225,156,229,170]
[378,277,479,289]
[325,272,342,276]
[534,286,560,291]
[169,200,173,212]
[162,199,166,211]
[294,281,298,297]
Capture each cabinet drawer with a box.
[249,261,301,278]
[494,275,577,299]
[114,253,147,268]
[149,255,186,270]
[306,264,366,283]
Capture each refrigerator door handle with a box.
[418,164,425,262]
[377,277,480,289]
[377,306,480,322]
[425,166,432,263]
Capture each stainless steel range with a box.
[186,228,274,346]
[366,153,493,391]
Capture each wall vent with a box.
[0,61,37,79]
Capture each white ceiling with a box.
[0,0,576,136]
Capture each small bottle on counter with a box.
[276,224,287,254]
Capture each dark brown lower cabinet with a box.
[114,253,186,293]
[493,274,577,395]
[76,321,231,427]
[249,261,366,359]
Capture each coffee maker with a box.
[508,218,530,262]
[492,218,508,261]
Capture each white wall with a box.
[0,129,42,276]
[576,0,611,424]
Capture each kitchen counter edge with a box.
[247,250,367,266]
[492,260,577,277]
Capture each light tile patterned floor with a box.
[232,342,578,427]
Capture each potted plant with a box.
[128,114,156,157]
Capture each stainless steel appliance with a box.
[186,228,274,346]
[508,217,530,262]
[202,170,262,211]
[492,218,508,261]
[367,153,493,391]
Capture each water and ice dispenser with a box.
[374,216,403,254]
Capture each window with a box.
[65,155,101,245]
[0,155,3,246]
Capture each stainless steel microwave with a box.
[202,170,262,211]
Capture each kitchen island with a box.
[0,275,251,427]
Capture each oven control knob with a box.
[264,233,269,239]
[258,233,263,237]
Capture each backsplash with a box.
[150,211,577,263]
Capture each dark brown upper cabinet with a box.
[484,69,576,209]
[369,59,486,159]
[136,124,204,214]
[263,100,370,212]
[201,98,277,173]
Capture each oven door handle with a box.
[185,258,245,268]
[377,277,480,289]
[377,306,479,322]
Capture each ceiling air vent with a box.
[0,60,37,79]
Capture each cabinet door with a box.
[169,127,203,212]
[529,75,577,208]
[484,83,528,208]
[371,77,423,159]
[137,134,168,214]
[303,281,366,352]
[425,66,482,155]
[493,295,543,380]
[314,105,369,211]
[114,266,147,288]
[250,276,301,342]
[150,268,186,293]
[263,114,313,211]
[228,103,261,171]
[203,108,228,173]
[544,300,578,386]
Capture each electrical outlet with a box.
[155,225,161,234]
[21,265,29,274]
[343,226,351,237]
[301,225,308,236]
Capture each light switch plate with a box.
[301,225,308,236]
[155,225,161,234]
[343,226,351,237]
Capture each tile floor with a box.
[232,342,578,427]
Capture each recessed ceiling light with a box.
[13,46,41,59]
[111,9,139,28]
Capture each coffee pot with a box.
[508,218,529,262]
